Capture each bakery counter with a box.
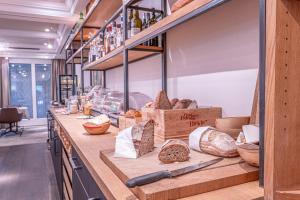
[49,109,264,200]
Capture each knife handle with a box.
[126,170,171,188]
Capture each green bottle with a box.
[131,10,142,37]
[149,10,158,46]
[128,9,133,38]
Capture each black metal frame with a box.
[259,0,266,187]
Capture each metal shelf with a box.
[125,0,230,49]
[83,45,163,71]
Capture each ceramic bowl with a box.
[237,143,259,167]
[83,122,111,135]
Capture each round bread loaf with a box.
[125,109,142,118]
[158,139,190,164]
[173,99,192,109]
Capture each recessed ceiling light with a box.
[45,28,50,32]
[5,57,8,60]
[47,44,53,49]
[44,42,48,46]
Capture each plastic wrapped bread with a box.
[158,139,190,164]
[115,120,154,158]
[189,126,238,158]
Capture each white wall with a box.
[106,0,259,117]
[75,64,91,89]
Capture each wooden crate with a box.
[141,107,222,140]
[118,116,142,131]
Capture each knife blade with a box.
[126,158,223,188]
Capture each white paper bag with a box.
[114,127,137,159]
[189,126,212,151]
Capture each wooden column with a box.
[265,0,300,199]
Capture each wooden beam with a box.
[265,0,300,199]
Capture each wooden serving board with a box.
[100,148,259,200]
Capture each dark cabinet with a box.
[49,127,63,199]
[71,149,106,200]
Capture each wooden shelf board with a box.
[83,45,163,71]
[66,0,122,50]
[125,0,225,48]
[74,28,98,41]
[85,0,122,28]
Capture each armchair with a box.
[0,108,23,136]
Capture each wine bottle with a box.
[143,13,148,46]
[128,9,133,38]
[149,10,158,46]
[131,9,142,37]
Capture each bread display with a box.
[170,98,179,108]
[171,0,194,12]
[115,120,155,158]
[125,109,142,118]
[173,99,192,109]
[154,91,172,110]
[189,126,238,158]
[158,139,190,163]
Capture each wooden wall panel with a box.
[265,0,300,199]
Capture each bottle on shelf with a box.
[149,10,159,46]
[104,26,111,54]
[116,24,123,47]
[127,9,133,39]
[142,13,149,46]
[110,22,117,51]
[131,9,142,38]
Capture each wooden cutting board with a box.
[100,148,259,200]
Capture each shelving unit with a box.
[83,45,163,70]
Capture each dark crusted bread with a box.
[173,99,193,109]
[158,139,190,164]
[170,98,179,108]
[154,91,172,110]
[132,120,155,157]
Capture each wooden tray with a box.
[100,148,259,200]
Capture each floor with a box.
[0,125,48,147]
[0,125,60,200]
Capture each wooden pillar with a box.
[265,0,300,199]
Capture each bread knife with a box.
[126,158,223,188]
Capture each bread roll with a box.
[132,120,155,157]
[158,139,190,163]
[154,91,172,110]
[170,98,179,108]
[171,0,194,12]
[187,100,198,109]
[173,99,192,109]
[125,109,142,118]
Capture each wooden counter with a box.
[50,109,264,200]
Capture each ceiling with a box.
[0,0,88,59]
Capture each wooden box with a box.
[118,116,142,131]
[141,107,222,140]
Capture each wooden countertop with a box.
[50,109,264,200]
